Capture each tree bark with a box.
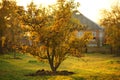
[46,43,57,73]
[110,46,113,54]
[0,40,3,54]
[85,45,87,53]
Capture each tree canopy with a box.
[100,3,120,54]
[22,0,83,72]
[0,0,24,54]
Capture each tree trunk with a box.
[0,40,3,54]
[110,46,113,54]
[85,45,87,53]
[46,46,57,73]
[0,46,3,54]
[13,52,16,59]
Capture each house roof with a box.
[73,11,103,30]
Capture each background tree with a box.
[0,0,24,55]
[6,5,25,58]
[23,0,82,72]
[100,2,120,55]
[0,0,16,54]
[0,0,9,54]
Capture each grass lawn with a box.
[0,53,120,80]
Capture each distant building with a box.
[73,11,104,47]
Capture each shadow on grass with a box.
[25,69,75,76]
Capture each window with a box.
[92,31,96,37]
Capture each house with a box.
[73,11,104,47]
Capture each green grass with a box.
[0,53,120,80]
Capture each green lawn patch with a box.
[0,53,120,80]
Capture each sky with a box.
[16,0,116,23]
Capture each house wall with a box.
[92,30,104,47]
[78,30,104,47]
[99,30,104,46]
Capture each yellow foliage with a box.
[100,4,120,53]
[22,0,82,72]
